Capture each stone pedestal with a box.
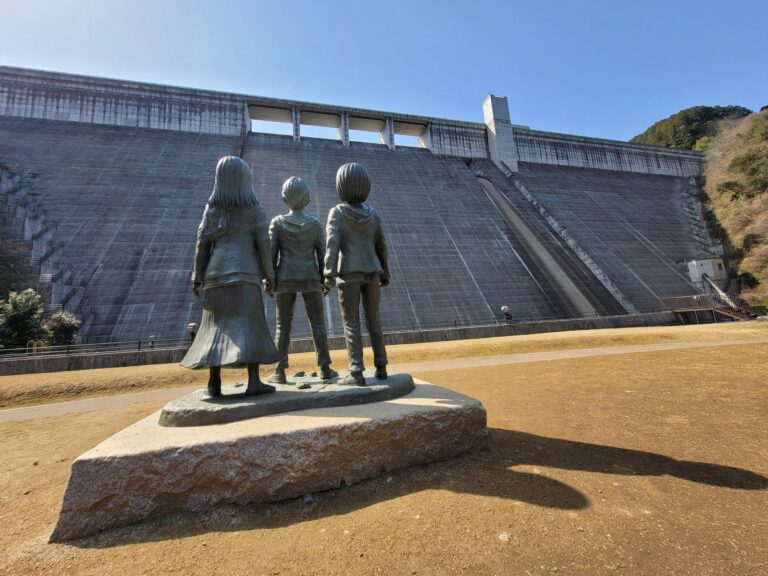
[50,380,487,542]
[159,373,416,427]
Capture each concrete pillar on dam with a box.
[339,112,350,146]
[291,106,301,142]
[483,94,519,172]
[380,116,395,150]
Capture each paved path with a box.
[2,338,766,423]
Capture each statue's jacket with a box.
[192,203,274,289]
[269,213,325,293]
[324,203,389,283]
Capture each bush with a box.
[0,289,49,348]
[717,180,744,200]
[727,146,768,199]
[747,115,768,142]
[631,105,752,149]
[693,136,714,151]
[43,310,81,345]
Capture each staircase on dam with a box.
[470,160,627,318]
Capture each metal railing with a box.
[661,294,765,319]
[0,309,663,362]
[0,337,192,361]
[0,308,682,364]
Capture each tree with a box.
[0,289,49,348]
[44,310,81,345]
[631,105,752,149]
[0,223,33,299]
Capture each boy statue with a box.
[324,163,389,386]
[267,176,337,384]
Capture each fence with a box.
[0,336,192,361]
[0,311,678,376]
[661,294,766,319]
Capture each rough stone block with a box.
[50,381,487,542]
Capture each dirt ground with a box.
[1,340,766,575]
[2,322,767,408]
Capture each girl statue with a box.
[181,156,279,397]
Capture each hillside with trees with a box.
[631,105,752,150]
[703,109,768,304]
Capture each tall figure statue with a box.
[181,156,279,397]
[267,176,337,384]
[324,163,389,386]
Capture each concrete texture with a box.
[1,66,702,176]
[0,65,713,345]
[483,94,519,172]
[0,347,187,376]
[158,373,415,427]
[49,381,487,541]
[512,127,702,176]
[512,162,715,312]
[475,171,621,317]
[0,66,248,136]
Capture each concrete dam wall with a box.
[0,66,717,343]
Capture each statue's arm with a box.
[323,208,340,282]
[191,208,212,292]
[374,211,390,286]
[269,217,281,274]
[315,220,326,280]
[255,210,275,281]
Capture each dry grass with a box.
[705,110,768,304]
[1,322,767,409]
[1,343,766,574]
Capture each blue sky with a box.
[2,0,766,140]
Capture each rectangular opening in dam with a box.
[394,134,422,148]
[250,119,293,136]
[349,129,383,144]
[300,125,340,141]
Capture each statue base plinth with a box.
[159,373,416,427]
[50,380,487,542]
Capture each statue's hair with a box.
[208,156,258,208]
[336,162,371,203]
[281,176,311,211]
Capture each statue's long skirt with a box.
[181,283,279,368]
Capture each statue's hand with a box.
[192,281,203,297]
[322,283,330,296]
[324,276,336,291]
[264,278,275,298]
[380,275,390,288]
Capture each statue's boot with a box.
[339,370,365,386]
[320,365,338,380]
[207,366,222,397]
[374,366,388,380]
[245,363,276,396]
[267,369,287,384]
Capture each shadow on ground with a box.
[69,427,767,548]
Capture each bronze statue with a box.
[181,156,279,397]
[267,177,337,384]
[324,163,390,386]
